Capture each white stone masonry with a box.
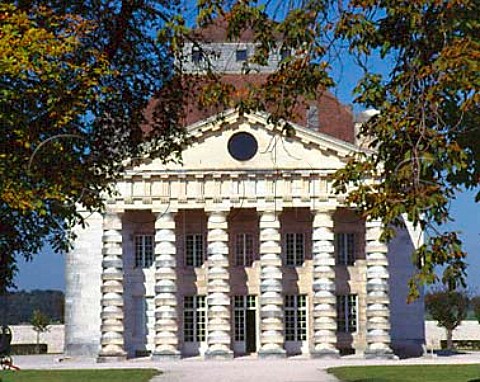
[98,212,127,362]
[365,220,394,358]
[153,211,180,359]
[205,211,233,358]
[311,209,339,357]
[258,210,286,358]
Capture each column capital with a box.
[204,208,230,216]
[311,208,336,229]
[152,208,177,215]
[256,207,282,215]
[311,206,336,215]
[104,207,125,215]
[103,211,123,230]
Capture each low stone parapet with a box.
[425,320,480,349]
[9,324,64,354]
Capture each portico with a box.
[66,109,424,361]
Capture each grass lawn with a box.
[328,364,480,382]
[0,369,160,382]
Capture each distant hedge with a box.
[11,343,48,355]
[0,290,64,325]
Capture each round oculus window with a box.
[228,132,258,161]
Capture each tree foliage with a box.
[425,290,468,350]
[333,0,480,298]
[470,295,480,324]
[1,0,478,295]
[0,1,187,292]
[30,309,50,353]
[0,290,64,325]
[179,0,479,297]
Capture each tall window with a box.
[183,296,206,342]
[285,233,305,266]
[336,233,356,265]
[185,234,204,267]
[134,235,154,268]
[285,295,307,341]
[233,295,256,341]
[337,294,357,333]
[234,233,255,267]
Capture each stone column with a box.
[152,211,180,359]
[311,208,339,358]
[258,209,286,358]
[205,210,233,358]
[98,211,126,362]
[364,220,394,358]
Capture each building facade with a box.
[64,27,424,361]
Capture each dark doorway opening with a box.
[246,309,256,353]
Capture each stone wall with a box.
[10,324,65,354]
[14,321,475,356]
[425,320,480,349]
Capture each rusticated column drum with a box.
[258,210,286,358]
[153,211,180,359]
[311,208,339,358]
[365,220,394,358]
[205,210,233,358]
[98,212,126,362]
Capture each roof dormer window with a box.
[192,46,203,64]
[236,49,248,62]
[280,47,291,61]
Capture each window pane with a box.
[235,234,244,266]
[280,47,291,61]
[135,236,143,268]
[236,49,247,62]
[192,47,203,63]
[144,235,154,267]
[296,233,305,266]
[195,234,204,267]
[245,234,254,266]
[235,233,255,267]
[347,233,355,265]
[336,233,356,266]
[286,233,305,266]
[184,296,206,342]
[186,234,204,267]
[286,233,294,266]
[285,295,307,341]
[186,235,194,266]
[336,294,357,333]
[135,235,154,268]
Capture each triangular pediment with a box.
[129,110,362,174]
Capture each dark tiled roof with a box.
[190,15,276,43]
[179,73,355,143]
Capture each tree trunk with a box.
[446,329,453,350]
[36,332,40,354]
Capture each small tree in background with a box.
[425,290,468,350]
[470,296,480,324]
[30,310,50,354]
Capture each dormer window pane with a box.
[236,49,248,62]
[280,47,291,61]
[192,47,203,64]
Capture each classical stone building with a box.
[64,22,424,361]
